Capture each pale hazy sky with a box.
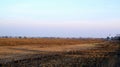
[0,0,120,37]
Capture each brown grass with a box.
[0,38,119,67]
[0,38,104,46]
[0,38,104,60]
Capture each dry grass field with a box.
[0,38,104,46]
[0,38,119,67]
[0,38,103,58]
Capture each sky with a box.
[0,0,120,38]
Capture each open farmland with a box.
[0,38,119,67]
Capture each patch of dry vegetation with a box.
[0,38,119,67]
[0,38,104,46]
[39,41,120,67]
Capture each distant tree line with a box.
[0,36,102,40]
[107,34,120,41]
[0,36,27,39]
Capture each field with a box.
[0,38,119,67]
